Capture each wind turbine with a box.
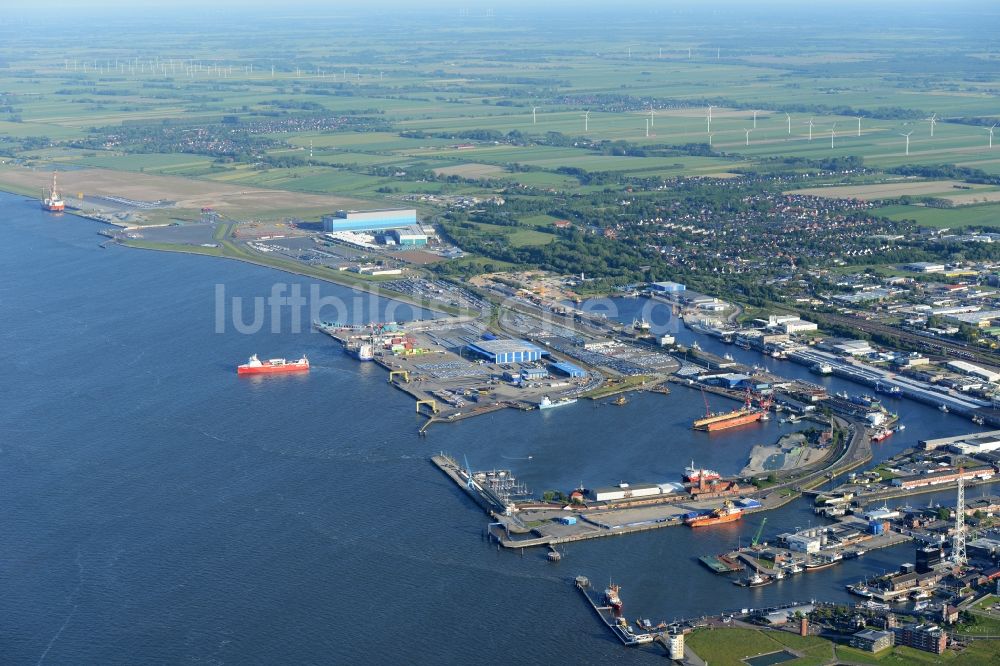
[708,133,713,147]
[706,105,715,133]
[856,115,863,137]
[989,124,996,149]
[532,106,538,125]
[901,130,913,156]
[646,118,650,138]
[785,113,791,135]
[752,110,758,129]
[830,123,837,149]
[928,113,937,137]
[583,110,590,132]
[806,118,814,141]
[649,103,655,128]
[744,128,752,146]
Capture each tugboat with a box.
[612,395,628,406]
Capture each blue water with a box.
[2,193,994,664]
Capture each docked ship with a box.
[685,500,743,527]
[41,172,65,212]
[811,362,833,375]
[538,396,577,410]
[693,392,772,432]
[237,354,310,375]
[846,582,875,598]
[733,571,772,588]
[875,381,902,396]
[684,461,721,483]
[604,583,623,612]
[345,342,374,361]
[871,428,894,443]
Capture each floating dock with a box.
[699,554,744,574]
[698,555,743,574]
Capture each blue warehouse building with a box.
[467,339,546,364]
[648,281,686,293]
[550,360,587,378]
[322,208,417,232]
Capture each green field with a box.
[879,203,1000,228]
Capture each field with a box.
[689,627,1000,665]
[789,180,999,201]
[687,628,833,666]
[0,164,370,223]
[0,4,997,224]
[878,203,1000,229]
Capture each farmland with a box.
[0,1,998,292]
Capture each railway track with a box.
[810,311,1000,369]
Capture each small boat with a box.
[788,563,803,574]
[897,423,906,431]
[939,404,949,413]
[611,395,628,406]
[972,415,985,426]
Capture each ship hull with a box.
[686,512,742,527]
[237,363,309,375]
[698,412,764,431]
[41,202,65,212]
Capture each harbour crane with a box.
[464,454,476,490]
[752,517,768,548]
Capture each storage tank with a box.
[869,520,884,535]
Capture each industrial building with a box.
[466,339,546,364]
[550,360,587,378]
[851,629,894,653]
[589,483,662,502]
[387,228,428,246]
[322,208,418,232]
[781,319,818,334]
[519,367,548,381]
[947,360,1000,383]
[648,281,686,293]
[905,262,946,273]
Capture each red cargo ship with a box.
[237,354,309,375]
[685,500,743,527]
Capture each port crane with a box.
[751,517,768,548]
[463,454,476,490]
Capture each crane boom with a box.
[752,517,768,547]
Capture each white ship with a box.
[538,396,577,410]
